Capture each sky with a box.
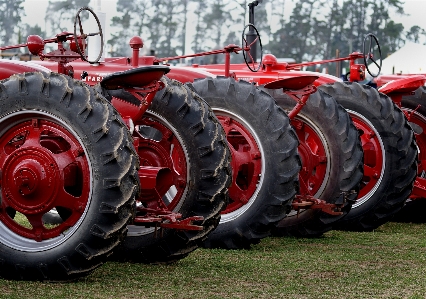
[20,0,426,54]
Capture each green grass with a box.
[1,222,426,299]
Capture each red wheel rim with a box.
[349,111,384,205]
[137,114,187,211]
[0,116,90,242]
[403,108,426,176]
[291,119,328,197]
[217,114,262,214]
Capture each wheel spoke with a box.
[248,36,259,48]
[242,36,249,50]
[26,214,44,230]
[372,58,380,68]
[310,152,326,168]
[53,188,81,211]
[363,164,376,178]
[51,149,77,171]
[248,52,255,66]
[23,126,42,147]
[87,31,100,37]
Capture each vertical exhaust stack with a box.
[88,0,106,63]
[246,0,262,63]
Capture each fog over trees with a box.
[1,0,424,67]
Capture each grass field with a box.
[1,221,425,299]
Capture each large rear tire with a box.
[190,76,301,249]
[0,72,139,281]
[97,77,231,262]
[393,86,426,222]
[319,81,417,231]
[265,88,364,237]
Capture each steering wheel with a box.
[74,7,104,64]
[363,33,382,77]
[242,24,263,72]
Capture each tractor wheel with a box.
[265,88,364,237]
[190,76,301,249]
[0,72,139,281]
[96,77,231,262]
[319,81,417,231]
[392,86,426,222]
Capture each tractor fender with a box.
[375,74,411,87]
[0,59,50,80]
[274,70,342,87]
[167,66,216,83]
[378,75,426,95]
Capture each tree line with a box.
[1,0,424,66]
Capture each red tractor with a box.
[34,2,417,243]
[34,3,363,246]
[170,4,420,235]
[0,7,233,280]
[33,6,303,249]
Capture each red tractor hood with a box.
[169,64,341,86]
[0,59,51,81]
[31,56,341,88]
[34,59,214,86]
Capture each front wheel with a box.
[0,72,139,281]
[190,77,301,249]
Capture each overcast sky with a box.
[21,0,426,52]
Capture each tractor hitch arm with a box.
[133,208,204,231]
[292,195,344,216]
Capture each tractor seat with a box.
[264,75,319,91]
[101,65,170,90]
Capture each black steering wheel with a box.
[242,24,263,72]
[363,33,382,77]
[74,7,104,64]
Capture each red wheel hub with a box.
[137,116,187,211]
[5,148,59,213]
[0,118,90,242]
[292,119,328,196]
[350,115,384,200]
[218,115,262,214]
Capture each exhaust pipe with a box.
[88,0,106,62]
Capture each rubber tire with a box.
[0,72,139,281]
[392,86,426,223]
[190,76,301,249]
[400,85,426,181]
[392,199,426,223]
[96,77,231,262]
[264,87,363,237]
[319,81,418,231]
